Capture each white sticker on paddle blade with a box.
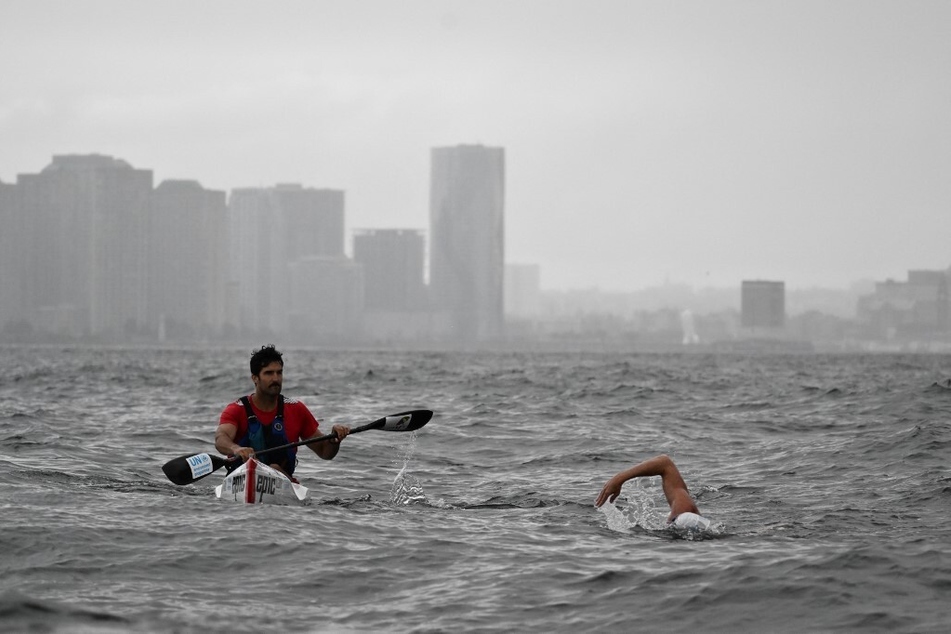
[385,414,412,430]
[186,453,214,479]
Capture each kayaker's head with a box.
[250,344,284,399]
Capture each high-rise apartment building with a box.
[228,184,346,336]
[353,228,426,311]
[16,155,152,337]
[228,188,281,334]
[286,256,364,342]
[0,179,20,333]
[429,144,505,341]
[741,280,785,330]
[273,184,345,259]
[151,180,229,338]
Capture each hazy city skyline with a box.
[2,150,949,349]
[2,1,950,292]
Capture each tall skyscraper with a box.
[273,184,345,259]
[228,188,281,334]
[286,256,364,342]
[0,179,20,333]
[353,228,426,311]
[227,184,345,336]
[150,180,229,338]
[429,144,505,341]
[16,155,152,337]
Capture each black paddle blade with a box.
[162,452,231,485]
[377,409,433,432]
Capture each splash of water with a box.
[389,432,429,506]
[598,479,666,532]
[598,500,634,532]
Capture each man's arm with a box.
[307,424,351,460]
[595,454,700,519]
[215,423,254,461]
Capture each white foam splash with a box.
[389,432,429,506]
[598,500,634,532]
[598,479,672,532]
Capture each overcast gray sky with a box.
[2,0,949,292]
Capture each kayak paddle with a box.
[162,409,433,486]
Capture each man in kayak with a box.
[215,344,350,478]
[595,454,711,530]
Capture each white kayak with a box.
[214,457,309,505]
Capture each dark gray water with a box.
[1,345,949,633]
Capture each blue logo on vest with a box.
[273,421,284,433]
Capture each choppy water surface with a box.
[1,345,950,633]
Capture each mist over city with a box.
[5,8,951,630]
[2,1,950,351]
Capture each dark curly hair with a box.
[249,344,283,376]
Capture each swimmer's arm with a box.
[595,454,675,506]
[595,454,699,517]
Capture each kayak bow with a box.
[214,458,308,505]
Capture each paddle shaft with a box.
[236,418,382,462]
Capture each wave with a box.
[0,591,133,633]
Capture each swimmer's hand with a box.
[595,476,624,507]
